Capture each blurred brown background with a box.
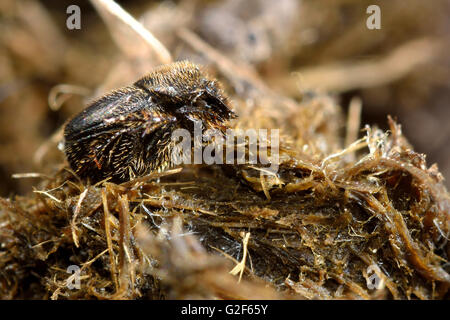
[0,0,449,196]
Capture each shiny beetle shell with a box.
[63,61,236,183]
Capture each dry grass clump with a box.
[0,0,449,300]
[1,96,449,299]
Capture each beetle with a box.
[63,61,236,183]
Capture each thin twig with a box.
[90,0,172,64]
[102,189,119,292]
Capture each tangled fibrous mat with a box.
[0,0,449,301]
[0,91,449,299]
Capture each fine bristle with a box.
[135,61,204,95]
